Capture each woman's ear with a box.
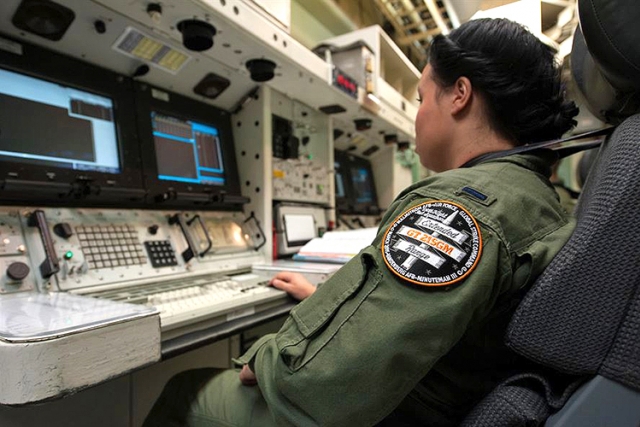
[450,76,472,115]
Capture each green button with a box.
[64,251,73,260]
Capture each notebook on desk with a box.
[293,227,378,264]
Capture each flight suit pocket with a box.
[276,246,382,371]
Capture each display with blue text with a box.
[135,83,244,207]
[152,112,225,185]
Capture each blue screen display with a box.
[351,166,374,203]
[152,112,225,186]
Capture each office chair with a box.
[461,0,640,425]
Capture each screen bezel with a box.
[134,83,243,207]
[0,35,142,196]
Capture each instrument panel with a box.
[0,207,264,295]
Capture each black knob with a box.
[53,223,73,239]
[148,224,159,235]
[7,262,30,281]
[94,20,106,34]
[177,19,216,52]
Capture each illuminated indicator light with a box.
[64,251,74,260]
[131,38,163,60]
[229,223,244,244]
[157,50,190,71]
[3,238,9,245]
[114,27,192,74]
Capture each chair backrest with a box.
[507,114,640,377]
[462,0,640,425]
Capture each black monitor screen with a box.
[0,68,120,174]
[348,155,378,213]
[135,83,242,206]
[351,166,375,204]
[152,112,225,186]
[0,37,142,205]
[334,149,378,214]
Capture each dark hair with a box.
[428,18,578,144]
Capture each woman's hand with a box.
[239,364,257,386]
[270,271,316,301]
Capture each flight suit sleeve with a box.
[236,206,511,426]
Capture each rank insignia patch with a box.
[382,200,482,287]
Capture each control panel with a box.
[272,158,331,205]
[0,212,35,294]
[0,207,263,294]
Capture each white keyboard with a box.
[89,273,287,331]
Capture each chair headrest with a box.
[572,0,640,124]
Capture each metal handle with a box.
[168,213,213,262]
[27,210,60,279]
[244,212,266,251]
[186,214,213,257]
[168,213,196,263]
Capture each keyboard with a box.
[89,273,288,332]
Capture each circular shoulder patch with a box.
[381,200,482,287]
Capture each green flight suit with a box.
[144,152,575,427]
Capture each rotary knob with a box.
[148,224,159,235]
[53,223,74,239]
[7,262,30,281]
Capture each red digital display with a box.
[333,68,358,98]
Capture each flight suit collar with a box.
[462,149,557,178]
[388,151,558,216]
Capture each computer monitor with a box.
[334,150,379,215]
[134,83,243,208]
[0,68,119,173]
[348,155,379,214]
[0,37,141,202]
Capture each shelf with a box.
[320,25,421,136]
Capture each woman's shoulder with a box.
[386,156,571,255]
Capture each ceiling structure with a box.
[370,0,455,68]
[333,0,578,70]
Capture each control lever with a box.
[27,210,60,279]
[243,212,267,250]
[168,213,212,262]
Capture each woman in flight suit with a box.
[144,17,579,427]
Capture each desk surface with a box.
[161,299,297,359]
[0,292,157,342]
